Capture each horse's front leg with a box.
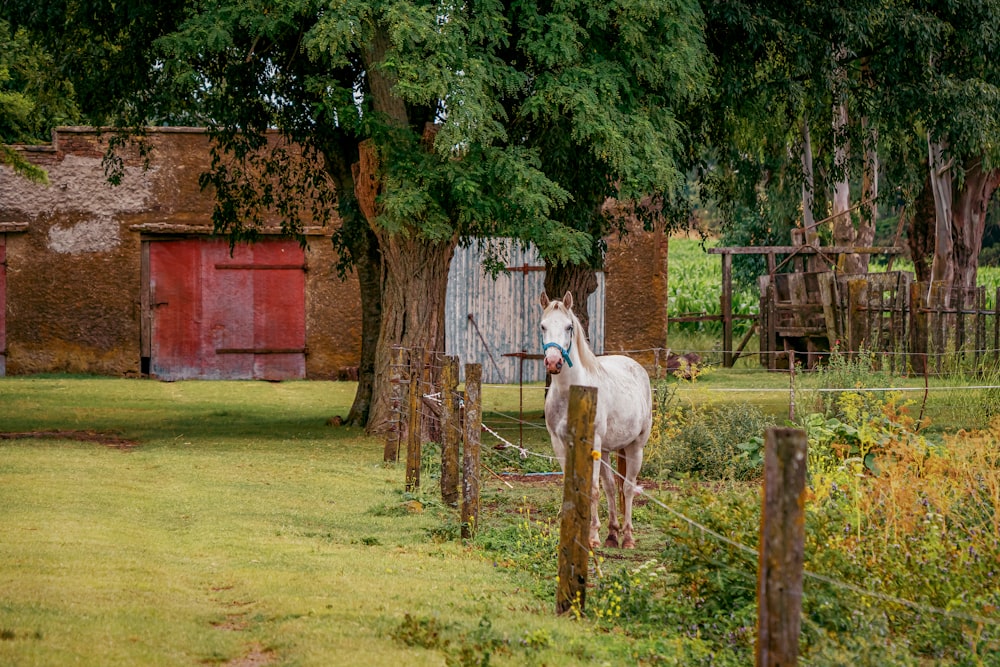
[599,451,621,548]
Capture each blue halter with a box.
[542,338,574,368]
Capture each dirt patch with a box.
[0,430,139,450]
[225,643,276,667]
[210,615,249,632]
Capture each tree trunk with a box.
[322,141,382,427]
[908,171,936,284]
[360,25,408,126]
[367,232,457,433]
[831,96,854,270]
[800,116,826,272]
[951,159,1000,290]
[543,260,599,337]
[853,113,878,274]
[343,217,382,427]
[928,137,954,286]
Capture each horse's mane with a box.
[547,299,601,374]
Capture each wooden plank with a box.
[722,252,733,367]
[708,245,905,255]
[994,287,1000,364]
[0,235,5,375]
[556,384,598,615]
[818,273,839,347]
[768,281,778,370]
[932,282,945,374]
[756,427,808,667]
[462,363,482,539]
[976,288,985,367]
[139,240,151,362]
[910,282,928,375]
[774,327,828,337]
[847,278,867,357]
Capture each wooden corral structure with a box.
[703,240,1000,374]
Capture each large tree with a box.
[893,0,1000,291]
[699,0,1000,291]
[6,1,708,432]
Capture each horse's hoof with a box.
[604,535,619,548]
[622,538,636,549]
[589,538,601,549]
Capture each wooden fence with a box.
[759,272,1000,374]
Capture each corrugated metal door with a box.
[0,236,6,376]
[445,240,605,383]
[148,238,306,381]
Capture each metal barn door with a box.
[147,238,306,381]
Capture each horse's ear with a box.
[563,291,573,310]
[539,292,550,309]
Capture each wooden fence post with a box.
[384,346,406,462]
[909,282,928,375]
[722,252,734,368]
[462,363,482,539]
[405,348,424,492]
[847,278,867,358]
[757,427,808,667]
[440,355,461,507]
[556,385,598,615]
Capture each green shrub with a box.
[647,382,776,480]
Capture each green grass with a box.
[0,378,627,666]
[3,372,995,665]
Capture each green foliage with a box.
[475,498,560,598]
[798,344,900,419]
[0,19,82,183]
[0,19,79,145]
[647,381,775,480]
[667,237,758,336]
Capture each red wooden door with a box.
[0,236,6,376]
[149,238,306,380]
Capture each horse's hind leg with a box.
[621,443,645,549]
[599,452,620,548]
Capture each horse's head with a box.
[539,291,576,375]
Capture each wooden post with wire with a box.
[462,363,482,539]
[440,355,461,507]
[384,346,406,462]
[405,348,424,492]
[556,385,598,615]
[756,426,807,667]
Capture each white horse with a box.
[539,291,652,548]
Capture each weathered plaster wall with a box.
[0,126,664,380]
[604,222,669,369]
[0,127,361,377]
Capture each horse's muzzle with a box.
[544,357,563,374]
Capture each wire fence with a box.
[388,343,1000,637]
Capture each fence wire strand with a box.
[391,344,1000,630]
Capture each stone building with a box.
[0,127,667,380]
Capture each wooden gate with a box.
[145,238,306,381]
[0,235,6,376]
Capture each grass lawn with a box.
[2,368,994,665]
[0,377,627,666]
